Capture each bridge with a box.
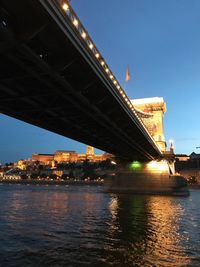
[0,0,164,161]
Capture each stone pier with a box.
[106,160,189,196]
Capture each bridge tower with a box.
[107,97,188,195]
[131,97,166,152]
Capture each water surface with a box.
[0,184,199,266]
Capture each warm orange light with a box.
[147,160,169,172]
[109,197,118,218]
[89,43,94,49]
[62,3,69,11]
[73,19,79,26]
[81,32,86,38]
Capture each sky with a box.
[1,0,200,163]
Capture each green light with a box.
[130,161,142,170]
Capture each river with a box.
[0,184,199,266]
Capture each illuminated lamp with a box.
[89,43,94,49]
[81,32,87,38]
[62,3,69,10]
[73,19,79,26]
[130,161,142,170]
[105,68,109,73]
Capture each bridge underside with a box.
[0,0,162,161]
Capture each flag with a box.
[125,65,131,82]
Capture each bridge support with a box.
[106,160,189,196]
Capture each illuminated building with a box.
[54,150,78,163]
[32,154,54,165]
[86,146,94,161]
[16,160,27,170]
[16,159,34,170]
[86,146,94,155]
[31,146,112,165]
[175,154,189,161]
[78,154,86,162]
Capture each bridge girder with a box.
[0,0,162,161]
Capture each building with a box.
[15,159,35,170]
[190,152,200,160]
[32,154,54,165]
[31,146,112,165]
[175,152,200,183]
[175,154,190,161]
[0,170,4,177]
[86,146,94,156]
[54,150,78,163]
[16,160,27,170]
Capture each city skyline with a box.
[1,0,200,162]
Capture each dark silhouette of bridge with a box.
[0,0,162,161]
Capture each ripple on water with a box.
[0,185,199,266]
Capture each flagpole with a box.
[123,81,127,91]
[124,65,130,91]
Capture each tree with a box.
[188,176,198,185]
[49,174,57,180]
[40,173,47,179]
[21,174,28,180]
[61,173,69,180]
[69,171,75,179]
[30,173,38,179]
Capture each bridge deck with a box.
[0,0,162,161]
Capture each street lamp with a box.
[169,139,174,153]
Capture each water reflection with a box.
[107,195,191,266]
[0,185,199,266]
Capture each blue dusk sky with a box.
[1,0,200,163]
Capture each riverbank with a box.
[188,184,200,189]
[0,179,104,186]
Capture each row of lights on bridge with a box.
[61,2,140,117]
[60,1,158,146]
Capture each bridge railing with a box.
[51,0,162,154]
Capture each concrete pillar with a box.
[105,160,189,196]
